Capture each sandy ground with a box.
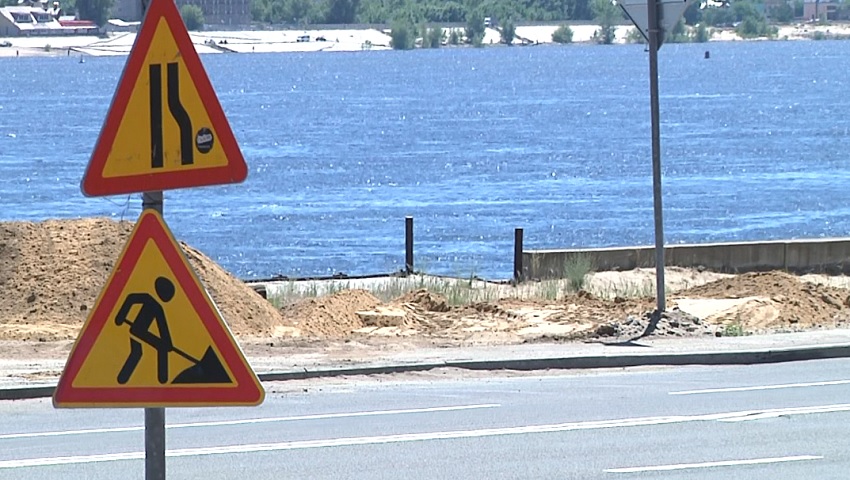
[1,217,850,385]
[2,22,849,58]
[2,217,850,360]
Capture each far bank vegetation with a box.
[243,0,820,50]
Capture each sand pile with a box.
[3,218,850,346]
[673,271,850,332]
[0,217,289,341]
[330,289,658,343]
[279,289,382,337]
[180,243,289,338]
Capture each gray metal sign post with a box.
[647,0,665,312]
[141,0,165,472]
[618,0,695,313]
[142,191,165,480]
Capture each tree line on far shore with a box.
[250,0,799,34]
[0,0,817,43]
[250,0,592,25]
[385,0,793,49]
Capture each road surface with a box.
[1,358,849,479]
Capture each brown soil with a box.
[672,271,850,332]
[279,289,382,337]
[0,217,288,342]
[1,218,849,348]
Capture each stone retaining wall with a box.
[523,238,850,278]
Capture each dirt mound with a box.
[503,290,657,326]
[280,289,382,337]
[180,243,289,338]
[675,271,850,332]
[393,289,450,313]
[0,217,288,341]
[679,271,807,298]
[345,290,660,343]
[588,310,715,343]
[4,217,850,346]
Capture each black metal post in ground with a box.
[405,216,414,274]
[513,228,524,284]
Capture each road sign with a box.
[80,0,247,197]
[618,0,697,47]
[54,210,264,408]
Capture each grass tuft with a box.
[722,322,746,337]
[563,253,594,292]
[265,268,678,308]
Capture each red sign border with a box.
[81,0,247,197]
[53,211,264,407]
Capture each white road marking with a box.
[605,455,823,473]
[718,403,850,422]
[0,404,846,469]
[669,380,850,396]
[0,403,499,440]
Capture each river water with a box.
[1,40,849,280]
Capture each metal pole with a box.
[647,0,666,312]
[140,0,165,475]
[405,216,414,274]
[513,228,523,284]
[142,191,165,479]
[145,406,166,480]
[142,191,163,214]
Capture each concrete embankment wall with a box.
[523,238,850,278]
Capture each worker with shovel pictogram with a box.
[115,276,232,385]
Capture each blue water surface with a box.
[1,41,849,280]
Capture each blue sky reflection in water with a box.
[0,41,849,279]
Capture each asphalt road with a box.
[2,358,850,479]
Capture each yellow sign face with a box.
[102,18,225,178]
[53,211,264,407]
[74,239,228,387]
[81,0,246,197]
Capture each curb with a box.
[4,343,850,401]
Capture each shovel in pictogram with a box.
[117,316,231,384]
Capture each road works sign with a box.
[80,0,247,197]
[53,210,264,408]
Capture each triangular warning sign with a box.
[54,210,264,408]
[81,0,247,197]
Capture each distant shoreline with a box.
[2,22,849,59]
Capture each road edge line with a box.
[4,343,850,401]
